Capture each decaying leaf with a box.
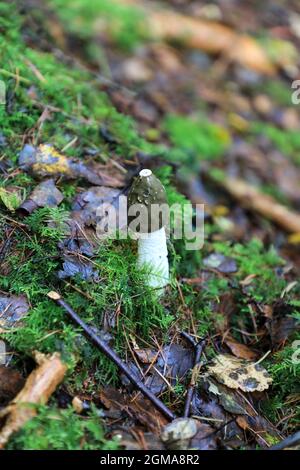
[224,336,258,361]
[123,344,194,395]
[207,354,272,392]
[0,294,29,329]
[72,186,121,227]
[58,255,99,281]
[19,144,124,187]
[0,352,66,449]
[19,178,64,215]
[99,386,167,435]
[203,253,238,273]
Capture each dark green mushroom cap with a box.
[128,169,168,234]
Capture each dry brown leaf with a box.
[19,144,124,188]
[0,352,67,448]
[224,337,258,361]
[19,179,64,214]
[207,354,272,392]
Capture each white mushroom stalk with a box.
[128,169,169,293]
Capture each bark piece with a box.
[215,176,300,233]
[0,352,67,448]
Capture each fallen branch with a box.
[115,0,275,75]
[212,175,300,233]
[181,333,206,418]
[47,291,176,421]
[0,352,66,448]
[269,431,300,450]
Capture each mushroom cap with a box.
[128,169,168,233]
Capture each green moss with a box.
[7,404,119,450]
[212,238,285,302]
[251,122,300,166]
[263,80,293,107]
[163,114,231,164]
[48,0,146,51]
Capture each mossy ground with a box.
[0,0,299,449]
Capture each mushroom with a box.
[128,169,169,293]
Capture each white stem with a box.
[137,227,169,293]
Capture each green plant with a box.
[7,404,120,450]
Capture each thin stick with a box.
[269,431,300,450]
[182,333,206,418]
[47,291,176,421]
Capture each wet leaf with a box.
[207,354,272,392]
[99,387,167,434]
[72,186,121,227]
[0,295,29,329]
[57,255,99,281]
[224,336,258,360]
[203,253,238,273]
[236,415,282,448]
[19,144,124,187]
[266,316,298,350]
[19,179,64,214]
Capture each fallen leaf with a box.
[57,255,99,281]
[0,295,29,329]
[236,415,282,448]
[224,336,258,361]
[19,144,124,187]
[203,253,238,273]
[19,179,64,214]
[266,316,298,350]
[99,387,167,434]
[207,354,272,392]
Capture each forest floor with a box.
[0,0,299,450]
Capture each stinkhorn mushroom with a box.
[128,169,169,293]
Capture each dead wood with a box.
[0,352,67,448]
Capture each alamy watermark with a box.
[0,80,5,105]
[291,80,300,104]
[95,196,205,250]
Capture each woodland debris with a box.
[0,294,29,329]
[212,175,300,233]
[19,178,64,215]
[47,291,176,421]
[207,354,272,392]
[0,366,24,404]
[19,144,124,187]
[116,0,275,75]
[161,418,198,450]
[224,336,258,361]
[0,352,67,448]
[58,255,99,281]
[203,253,238,273]
[124,343,194,395]
[99,387,168,435]
[182,335,206,418]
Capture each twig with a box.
[47,291,176,421]
[181,333,206,417]
[269,431,300,450]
